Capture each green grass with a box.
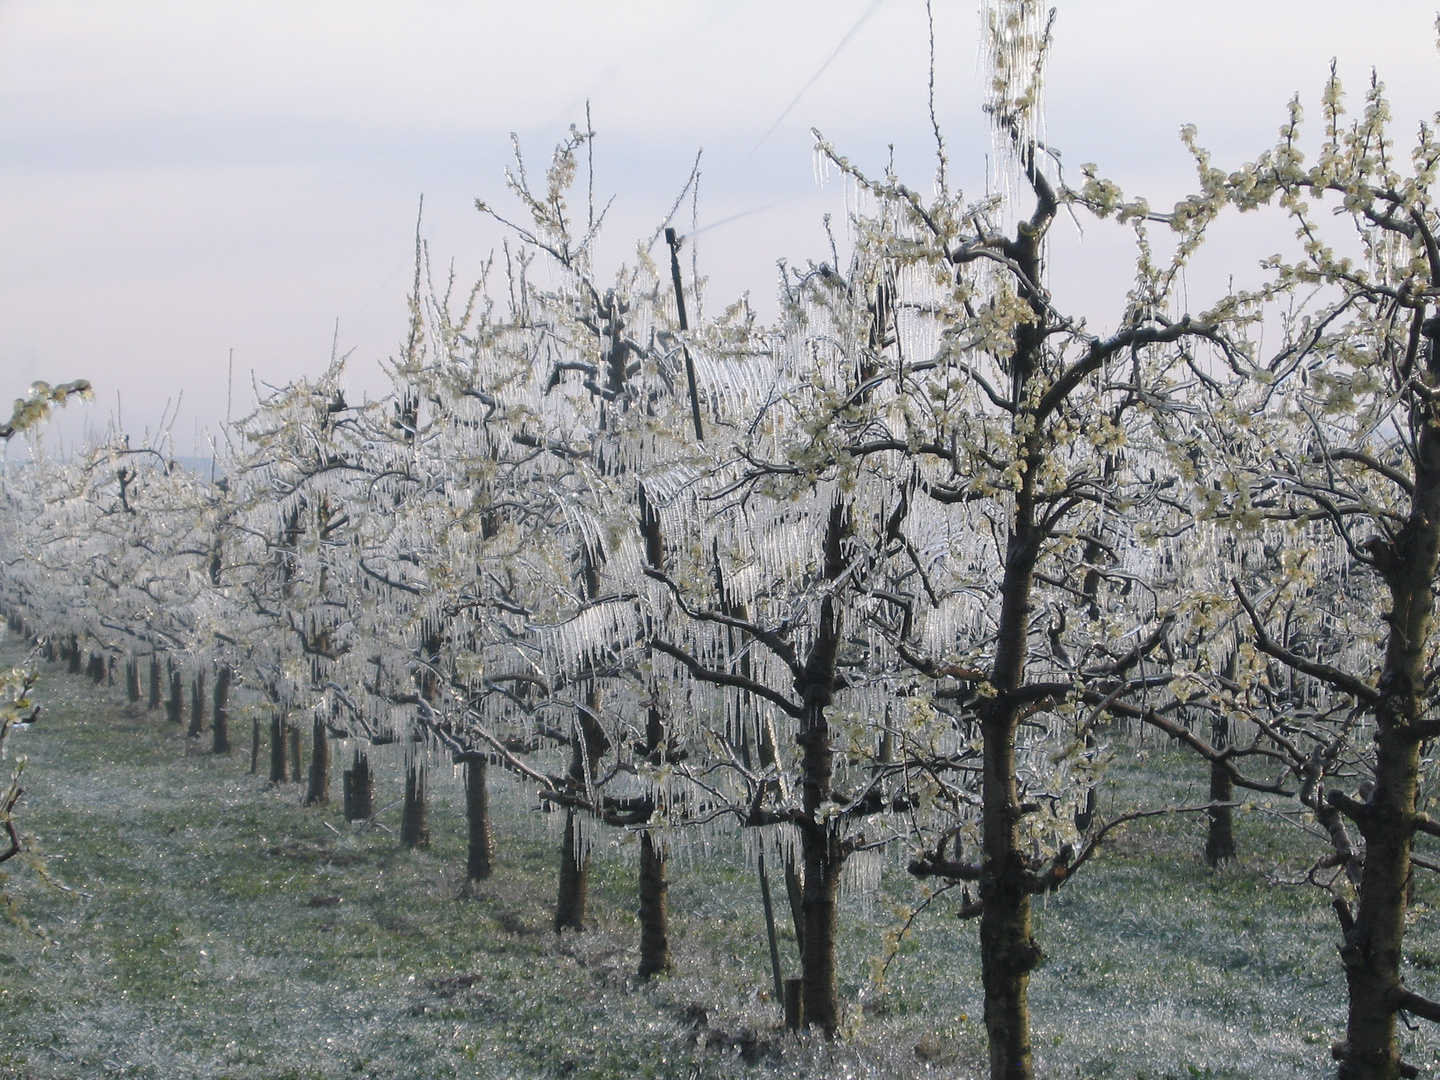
[3,643,1440,1078]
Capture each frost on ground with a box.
[2,640,1440,1080]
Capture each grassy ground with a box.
[3,639,1440,1079]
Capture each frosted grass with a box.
[5,644,1440,1079]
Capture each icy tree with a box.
[225,363,376,800]
[1172,55,1440,1080]
[0,377,89,894]
[349,133,723,980]
[708,0,1274,1070]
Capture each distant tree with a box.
[0,377,88,895]
[0,666,39,871]
[225,364,374,800]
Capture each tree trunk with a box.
[249,715,260,774]
[798,696,843,1034]
[125,659,141,703]
[188,671,205,738]
[211,664,232,754]
[798,822,842,1034]
[166,667,184,725]
[1332,320,1440,1080]
[464,755,494,881]
[87,652,105,684]
[1205,756,1236,867]
[66,635,81,674]
[343,747,374,821]
[400,757,429,849]
[288,722,302,784]
[789,505,851,1035]
[269,713,289,783]
[554,810,589,932]
[1205,711,1236,866]
[304,714,329,805]
[148,655,162,711]
[977,465,1044,1080]
[553,684,608,932]
[638,830,671,977]
[636,701,671,978]
[979,708,1040,1080]
[1336,729,1422,1080]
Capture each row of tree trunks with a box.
[24,628,509,907]
[34,637,456,874]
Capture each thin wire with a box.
[747,0,887,157]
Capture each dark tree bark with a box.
[288,722,302,784]
[400,757,429,849]
[463,755,494,881]
[553,810,589,933]
[188,671,205,738]
[1328,318,1440,1080]
[975,491,1044,1080]
[637,830,671,978]
[166,666,184,725]
[148,655,162,711]
[1205,757,1236,867]
[553,678,609,932]
[304,714,329,805]
[634,495,673,978]
[788,502,852,1035]
[66,635,81,675]
[796,698,843,1034]
[211,664,232,754]
[343,746,374,821]
[125,659,141,703]
[269,713,289,783]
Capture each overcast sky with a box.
[0,0,1435,455]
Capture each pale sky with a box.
[0,1,1435,454]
